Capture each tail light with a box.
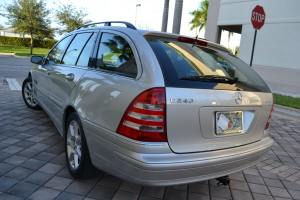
[264,94,274,131]
[116,88,167,142]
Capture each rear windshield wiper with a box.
[179,75,238,84]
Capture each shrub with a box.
[0,36,57,48]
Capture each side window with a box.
[48,36,71,64]
[96,33,137,77]
[62,33,93,65]
[76,33,97,66]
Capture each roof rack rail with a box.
[77,21,137,30]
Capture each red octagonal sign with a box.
[251,5,265,30]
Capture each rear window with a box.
[147,38,270,92]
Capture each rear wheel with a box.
[22,77,40,109]
[65,112,99,179]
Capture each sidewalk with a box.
[252,65,300,97]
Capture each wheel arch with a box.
[63,106,77,138]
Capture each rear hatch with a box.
[146,34,273,153]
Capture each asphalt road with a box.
[0,55,33,78]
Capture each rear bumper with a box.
[84,122,273,186]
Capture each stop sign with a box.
[251,5,265,30]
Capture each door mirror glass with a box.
[30,56,43,64]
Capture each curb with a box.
[274,104,300,117]
[0,52,30,58]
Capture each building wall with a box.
[206,0,300,69]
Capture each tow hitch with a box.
[216,175,230,186]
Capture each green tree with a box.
[55,3,92,34]
[189,0,209,33]
[4,0,52,54]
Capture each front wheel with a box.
[65,112,99,179]
[22,77,40,109]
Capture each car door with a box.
[34,36,72,112]
[47,31,98,128]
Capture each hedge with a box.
[0,36,57,49]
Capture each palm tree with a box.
[189,0,209,33]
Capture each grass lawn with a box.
[273,93,300,109]
[0,45,50,57]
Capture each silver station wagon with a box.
[22,21,274,186]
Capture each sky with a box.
[0,0,204,38]
[0,0,240,48]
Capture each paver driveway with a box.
[0,53,300,200]
[0,90,300,200]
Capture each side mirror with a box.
[30,56,44,64]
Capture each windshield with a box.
[147,38,270,92]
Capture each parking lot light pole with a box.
[135,4,141,27]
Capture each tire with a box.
[22,77,41,110]
[65,112,99,179]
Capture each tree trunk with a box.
[172,0,183,34]
[30,35,33,55]
[161,0,169,32]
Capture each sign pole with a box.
[250,29,257,67]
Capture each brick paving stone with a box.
[86,185,116,199]
[0,193,24,200]
[6,181,40,198]
[248,183,270,195]
[209,185,232,200]
[187,192,209,200]
[0,151,12,162]
[229,180,250,191]
[65,181,94,196]
[97,175,123,189]
[288,190,300,200]
[2,138,21,145]
[38,162,64,174]
[163,188,187,200]
[0,176,19,192]
[231,189,253,200]
[55,192,84,200]
[119,181,142,193]
[252,193,274,200]
[34,152,57,162]
[0,163,16,176]
[140,187,165,199]
[3,155,28,166]
[1,146,24,154]
[268,187,292,199]
[263,178,285,188]
[44,176,73,191]
[28,187,60,200]
[188,182,210,195]
[14,139,36,148]
[4,166,34,180]
[20,158,46,170]
[245,174,265,185]
[29,143,50,151]
[16,148,40,158]
[23,171,53,185]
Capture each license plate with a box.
[216,111,244,135]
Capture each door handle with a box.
[66,73,75,81]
